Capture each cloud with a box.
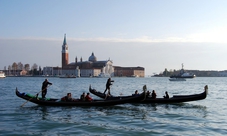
[185,26,227,43]
[1,25,227,43]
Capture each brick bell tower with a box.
[62,34,69,69]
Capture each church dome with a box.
[88,52,97,62]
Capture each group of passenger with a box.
[134,89,169,99]
[145,90,169,99]
[60,92,93,102]
[80,92,93,101]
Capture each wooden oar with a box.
[20,85,51,107]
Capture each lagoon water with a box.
[0,77,227,135]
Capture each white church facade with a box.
[47,34,114,77]
[43,34,144,77]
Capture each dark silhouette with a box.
[151,90,157,99]
[163,91,169,99]
[133,90,140,96]
[41,79,52,98]
[103,78,114,95]
[80,92,86,101]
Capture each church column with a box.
[61,34,69,69]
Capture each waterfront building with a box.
[52,34,145,77]
[53,34,114,77]
[114,66,145,77]
[1,34,145,77]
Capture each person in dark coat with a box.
[41,79,52,98]
[80,92,86,101]
[61,93,76,101]
[103,78,114,95]
[163,91,169,99]
[151,90,157,99]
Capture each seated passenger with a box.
[85,93,93,101]
[61,93,75,101]
[151,90,157,99]
[133,90,139,96]
[146,90,151,97]
[163,91,169,99]
[80,92,86,101]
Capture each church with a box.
[49,34,144,77]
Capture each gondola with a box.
[16,88,146,106]
[89,85,208,104]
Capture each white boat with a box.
[97,72,111,78]
[169,78,186,81]
[170,64,196,78]
[131,75,139,78]
[0,71,6,78]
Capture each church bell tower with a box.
[62,34,69,68]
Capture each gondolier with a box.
[103,78,114,95]
[41,79,52,98]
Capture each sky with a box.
[1,0,227,75]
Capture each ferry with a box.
[0,71,6,78]
[170,64,196,78]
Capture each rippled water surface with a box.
[0,77,227,135]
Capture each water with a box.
[0,77,227,135]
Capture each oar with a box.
[20,85,51,107]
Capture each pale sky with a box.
[1,0,227,75]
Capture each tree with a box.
[39,66,42,75]
[32,63,38,70]
[17,62,23,70]
[163,68,168,76]
[12,62,18,75]
[8,65,12,75]
[24,64,30,72]
[31,63,38,75]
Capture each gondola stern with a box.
[15,87,20,95]
[204,85,208,98]
[89,84,92,91]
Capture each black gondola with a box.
[89,85,208,104]
[16,88,146,107]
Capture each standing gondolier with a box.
[41,79,52,98]
[103,78,114,96]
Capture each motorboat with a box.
[170,64,196,78]
[0,71,6,78]
[169,78,186,81]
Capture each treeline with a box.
[3,62,42,76]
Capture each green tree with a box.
[12,62,18,75]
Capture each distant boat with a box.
[59,75,76,78]
[170,64,196,78]
[131,75,139,78]
[169,78,186,81]
[97,72,111,78]
[152,73,163,77]
[0,71,6,78]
